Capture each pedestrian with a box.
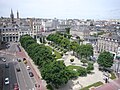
[105,78,108,83]
[35,84,37,87]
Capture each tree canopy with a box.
[97,51,114,68]
[41,61,70,88]
[47,33,93,59]
[20,35,72,88]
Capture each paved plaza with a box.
[57,52,107,90]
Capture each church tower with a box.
[10,9,14,23]
[17,10,19,19]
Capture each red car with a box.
[14,83,19,90]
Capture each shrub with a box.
[86,70,91,74]
[53,54,56,57]
[46,84,54,90]
[60,48,63,52]
[58,47,60,50]
[87,63,94,71]
[55,46,57,48]
[77,67,87,76]
[68,70,78,79]
[63,50,67,53]
[60,53,63,56]
[81,58,87,64]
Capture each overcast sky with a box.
[0,0,120,19]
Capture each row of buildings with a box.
[0,10,120,58]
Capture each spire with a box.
[17,10,19,19]
[11,9,13,15]
[10,8,14,23]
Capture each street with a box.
[0,42,35,90]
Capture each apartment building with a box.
[97,33,120,59]
[32,21,44,39]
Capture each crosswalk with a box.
[0,50,16,56]
[29,88,35,90]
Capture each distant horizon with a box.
[1,15,120,21]
[0,0,120,20]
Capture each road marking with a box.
[19,63,28,88]
[22,61,35,89]
[13,61,21,90]
[32,88,35,90]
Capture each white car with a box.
[5,78,9,85]
[2,58,6,62]
[26,66,31,70]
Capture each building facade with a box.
[0,26,19,42]
[0,29,2,48]
[97,33,120,59]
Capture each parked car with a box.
[24,60,27,64]
[5,78,9,85]
[23,58,27,64]
[16,68,20,72]
[29,72,34,77]
[17,58,21,62]
[5,63,9,68]
[23,58,26,61]
[26,66,30,70]
[14,83,19,90]
[2,57,6,62]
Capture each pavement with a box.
[0,65,3,90]
[0,52,17,90]
[16,44,47,90]
[95,78,120,90]
[0,42,35,90]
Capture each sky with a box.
[0,0,120,19]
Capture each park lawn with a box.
[67,65,84,76]
[67,65,82,70]
[46,46,62,59]
[110,72,116,80]
[80,81,103,90]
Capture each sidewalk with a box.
[16,46,47,90]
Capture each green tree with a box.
[20,35,71,89]
[65,28,70,34]
[43,36,46,44]
[77,67,87,76]
[76,36,83,44]
[97,51,114,68]
[81,58,87,66]
[87,63,94,71]
[78,44,93,59]
[41,61,70,88]
[39,37,42,43]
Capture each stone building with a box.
[97,33,120,59]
